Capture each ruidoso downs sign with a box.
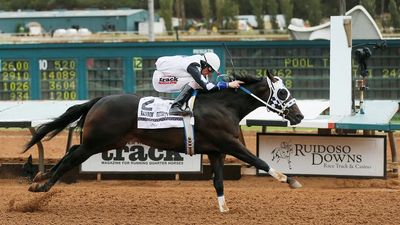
[81,143,202,173]
[257,134,386,177]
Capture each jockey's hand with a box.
[228,80,244,89]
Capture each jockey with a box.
[154,52,243,116]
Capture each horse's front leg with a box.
[228,140,302,189]
[208,153,229,213]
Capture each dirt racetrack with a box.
[1,129,400,225]
[1,177,400,225]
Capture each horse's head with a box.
[217,72,303,125]
[265,70,304,125]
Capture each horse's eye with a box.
[277,89,288,100]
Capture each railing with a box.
[1,28,400,43]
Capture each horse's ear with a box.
[266,69,278,82]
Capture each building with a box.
[0,9,148,35]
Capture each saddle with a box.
[137,95,196,156]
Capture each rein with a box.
[238,78,296,117]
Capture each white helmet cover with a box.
[202,52,220,72]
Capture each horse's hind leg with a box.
[29,144,93,192]
[208,153,229,212]
[33,145,80,183]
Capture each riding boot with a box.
[169,84,194,116]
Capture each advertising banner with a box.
[81,143,202,173]
[257,134,386,177]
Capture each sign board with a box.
[81,143,202,173]
[257,133,386,178]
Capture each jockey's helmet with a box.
[201,52,220,73]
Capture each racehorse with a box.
[23,71,304,212]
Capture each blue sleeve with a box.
[216,82,228,90]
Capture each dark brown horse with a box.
[23,72,304,212]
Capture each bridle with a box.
[220,44,296,116]
[239,76,296,117]
[265,76,297,117]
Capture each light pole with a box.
[148,0,155,42]
[339,0,346,15]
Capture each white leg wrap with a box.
[217,196,229,213]
[268,168,287,183]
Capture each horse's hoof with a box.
[28,182,50,192]
[33,171,47,183]
[28,183,41,192]
[288,177,302,189]
[220,207,230,213]
[217,196,230,213]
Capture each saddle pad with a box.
[138,97,194,129]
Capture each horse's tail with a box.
[22,97,103,153]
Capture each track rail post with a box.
[29,127,45,172]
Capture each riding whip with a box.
[223,43,237,82]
